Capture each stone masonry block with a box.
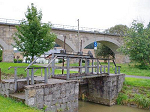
[28,89,36,98]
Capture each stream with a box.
[78,101,149,112]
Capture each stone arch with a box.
[0,38,14,62]
[55,35,77,52]
[83,36,121,53]
[0,38,9,50]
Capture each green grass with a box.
[124,77,150,87]
[0,62,77,79]
[117,77,150,109]
[0,95,42,112]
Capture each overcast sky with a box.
[0,0,150,29]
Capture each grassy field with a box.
[0,62,77,79]
[117,77,150,109]
[0,95,42,112]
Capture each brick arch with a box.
[0,38,9,50]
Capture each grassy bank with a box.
[0,95,42,112]
[117,77,150,109]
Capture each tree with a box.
[97,24,128,60]
[105,24,128,36]
[13,3,56,61]
[85,42,94,49]
[95,43,114,59]
[120,20,150,67]
[0,49,2,62]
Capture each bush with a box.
[18,59,23,63]
[82,60,85,63]
[14,59,23,63]
[14,59,17,63]
[0,50,2,62]
[0,57,2,62]
[58,59,65,63]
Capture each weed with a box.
[116,93,128,105]
[133,94,150,109]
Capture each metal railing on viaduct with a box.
[0,18,118,35]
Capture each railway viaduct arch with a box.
[0,22,129,63]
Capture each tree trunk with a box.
[31,55,34,62]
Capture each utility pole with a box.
[77,19,80,52]
[62,35,66,74]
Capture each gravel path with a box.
[125,75,150,79]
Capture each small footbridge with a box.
[0,51,125,111]
[8,51,121,91]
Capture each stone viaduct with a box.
[0,21,129,63]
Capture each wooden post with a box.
[14,67,17,92]
[44,68,48,83]
[108,60,110,75]
[27,69,29,85]
[97,59,99,74]
[66,57,70,80]
[31,68,34,85]
[0,68,1,82]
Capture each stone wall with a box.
[79,74,125,106]
[0,79,27,97]
[0,81,15,97]
[25,79,79,112]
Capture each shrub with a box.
[58,59,65,63]
[18,59,23,63]
[14,59,17,63]
[82,60,85,63]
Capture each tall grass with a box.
[117,77,150,109]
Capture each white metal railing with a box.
[0,18,116,34]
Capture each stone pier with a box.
[79,74,125,106]
[25,79,79,112]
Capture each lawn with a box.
[0,95,42,112]
[0,62,77,79]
